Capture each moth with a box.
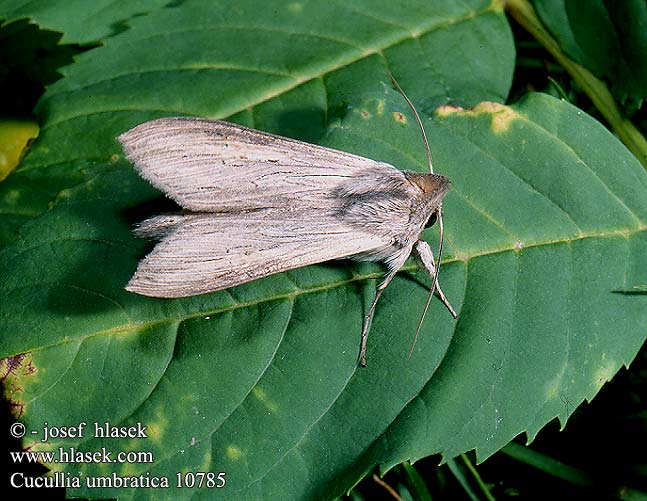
[119,78,456,366]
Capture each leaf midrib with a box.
[16,224,644,357]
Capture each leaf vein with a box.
[11,228,641,357]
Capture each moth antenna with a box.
[408,206,445,358]
[387,71,434,174]
[388,72,453,359]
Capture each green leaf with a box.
[2,1,647,500]
[3,91,646,500]
[0,0,170,44]
[533,0,647,102]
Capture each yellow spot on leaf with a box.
[226,445,242,460]
[544,369,566,399]
[121,461,138,476]
[287,2,303,14]
[435,105,465,117]
[3,189,21,204]
[376,100,385,115]
[252,387,278,412]
[435,102,521,133]
[393,111,407,124]
[146,419,166,443]
[593,360,616,389]
[0,120,39,181]
[480,103,519,133]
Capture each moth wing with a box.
[126,212,388,298]
[118,117,401,212]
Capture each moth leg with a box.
[359,268,399,367]
[412,240,457,318]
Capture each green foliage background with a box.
[1,0,646,499]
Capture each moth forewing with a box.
[120,108,455,365]
[119,118,401,213]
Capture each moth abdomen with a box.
[134,214,186,239]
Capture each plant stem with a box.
[460,454,497,501]
[372,473,405,501]
[506,0,647,170]
[400,463,433,501]
[446,458,482,501]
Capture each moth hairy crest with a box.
[119,79,456,366]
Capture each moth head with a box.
[406,171,450,204]
[406,171,450,194]
[403,172,451,229]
